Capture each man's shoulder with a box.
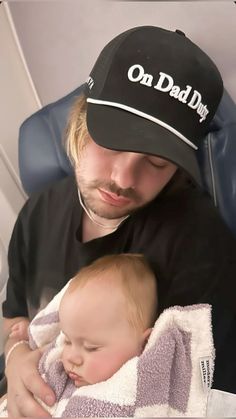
[137,185,233,242]
[146,186,216,220]
[29,175,76,203]
[20,176,78,220]
[33,175,76,198]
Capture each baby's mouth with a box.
[68,371,87,386]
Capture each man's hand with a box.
[5,342,56,417]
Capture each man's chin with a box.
[86,200,131,219]
[90,205,133,220]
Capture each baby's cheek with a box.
[86,352,118,384]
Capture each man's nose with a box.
[111,153,140,190]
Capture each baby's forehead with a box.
[67,269,124,296]
[59,294,135,344]
[60,276,126,321]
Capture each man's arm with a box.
[3,317,56,417]
[3,317,29,358]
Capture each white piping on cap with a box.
[87,98,198,151]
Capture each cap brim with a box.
[87,103,202,186]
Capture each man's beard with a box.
[76,175,144,220]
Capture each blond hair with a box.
[66,254,158,333]
[65,93,89,167]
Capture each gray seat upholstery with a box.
[197,90,236,237]
[19,85,84,195]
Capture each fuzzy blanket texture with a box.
[0,281,214,417]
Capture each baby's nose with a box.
[70,355,83,368]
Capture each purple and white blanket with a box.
[1,281,215,417]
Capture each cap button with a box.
[175,29,186,36]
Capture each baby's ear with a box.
[141,327,152,348]
[143,327,152,339]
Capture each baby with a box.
[9,253,158,387]
[2,254,214,417]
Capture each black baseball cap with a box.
[85,26,223,184]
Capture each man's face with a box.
[60,273,147,387]
[75,136,177,219]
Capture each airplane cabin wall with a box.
[8,0,236,106]
[0,3,40,352]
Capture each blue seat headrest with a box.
[197,90,236,236]
[19,85,85,195]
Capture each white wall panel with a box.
[8,0,236,105]
[0,3,41,350]
[0,3,41,179]
[0,237,7,354]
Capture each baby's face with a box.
[59,274,148,387]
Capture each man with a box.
[2,26,236,417]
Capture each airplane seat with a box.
[0,86,236,397]
[197,89,236,238]
[19,84,85,196]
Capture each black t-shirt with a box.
[2,175,236,393]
